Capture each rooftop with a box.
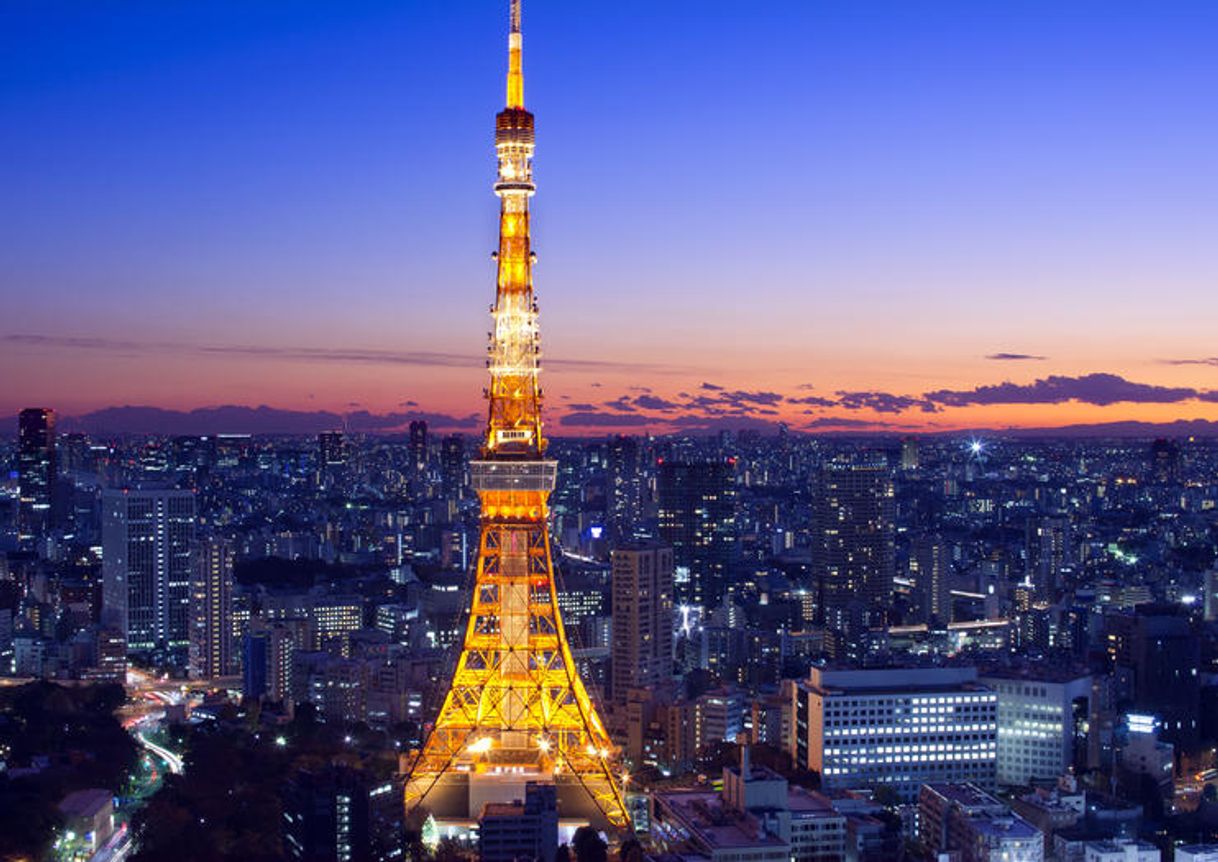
[655,790,787,851]
[59,788,112,819]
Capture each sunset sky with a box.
[3,0,1218,434]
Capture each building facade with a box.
[811,457,895,634]
[796,666,997,802]
[17,407,57,541]
[102,488,196,653]
[610,542,674,704]
[980,669,1091,787]
[189,536,235,679]
[657,460,738,609]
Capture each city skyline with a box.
[5,0,1218,434]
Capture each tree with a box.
[873,784,901,809]
[618,837,644,862]
[572,826,608,862]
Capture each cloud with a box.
[925,373,1201,407]
[2,333,679,374]
[1162,357,1218,367]
[986,352,1047,361]
[633,394,680,412]
[603,397,638,413]
[683,389,785,411]
[559,411,654,427]
[836,391,940,414]
[787,395,837,407]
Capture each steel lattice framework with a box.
[402,0,630,831]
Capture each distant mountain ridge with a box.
[61,405,480,435]
[51,405,1218,438]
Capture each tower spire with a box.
[506,0,524,109]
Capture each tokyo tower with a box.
[402,0,630,832]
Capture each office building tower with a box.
[189,537,234,679]
[1149,438,1180,484]
[477,782,559,862]
[440,434,466,500]
[605,435,642,541]
[1026,516,1071,601]
[657,460,738,608]
[102,488,196,653]
[310,596,364,657]
[1106,605,1200,751]
[243,620,302,703]
[408,420,427,477]
[317,431,347,466]
[900,436,919,471]
[913,533,951,625]
[811,457,895,632]
[918,783,1043,862]
[403,0,628,830]
[794,666,997,801]
[17,408,56,541]
[283,766,400,862]
[1204,570,1218,623]
[611,542,674,704]
[979,669,1091,787]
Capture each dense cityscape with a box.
[6,413,1218,861]
[5,0,1218,861]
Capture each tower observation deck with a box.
[402,0,630,833]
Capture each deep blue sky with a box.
[3,1,1217,431]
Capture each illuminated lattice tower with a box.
[403,0,630,832]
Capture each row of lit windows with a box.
[826,724,996,737]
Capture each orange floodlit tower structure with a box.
[403,0,630,832]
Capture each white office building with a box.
[795,666,997,802]
[980,669,1091,787]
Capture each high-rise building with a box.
[403,0,628,831]
[811,457,895,632]
[102,488,196,653]
[283,766,401,862]
[440,434,466,500]
[189,537,235,679]
[913,533,951,625]
[317,431,347,466]
[408,420,428,477]
[657,460,738,608]
[1106,605,1200,751]
[611,542,674,704]
[1149,438,1180,484]
[243,619,303,703]
[1205,570,1218,623]
[794,666,998,802]
[1025,516,1071,601]
[17,408,56,541]
[900,436,919,471]
[605,435,642,541]
[979,669,1091,787]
